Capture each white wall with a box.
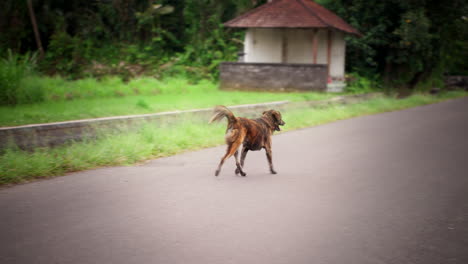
[330,31,345,79]
[243,28,346,79]
[244,28,282,63]
[315,29,328,64]
[285,29,313,63]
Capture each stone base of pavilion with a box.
[219,62,328,92]
[327,81,346,93]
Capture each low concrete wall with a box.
[0,93,380,151]
[220,62,327,92]
[0,101,289,150]
[286,93,381,109]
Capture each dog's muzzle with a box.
[275,121,285,131]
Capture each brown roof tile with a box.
[224,0,360,36]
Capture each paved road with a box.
[1,98,468,264]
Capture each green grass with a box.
[0,76,337,127]
[1,91,466,185]
[0,120,226,184]
[282,92,467,130]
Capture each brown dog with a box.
[209,105,285,176]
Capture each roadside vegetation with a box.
[2,0,466,91]
[1,91,466,185]
[0,75,337,127]
[1,0,467,185]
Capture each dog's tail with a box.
[209,105,236,125]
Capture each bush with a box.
[345,72,381,93]
[15,76,46,104]
[0,50,44,105]
[42,31,91,77]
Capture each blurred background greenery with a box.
[1,0,466,103]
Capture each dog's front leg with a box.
[265,148,277,174]
[240,146,249,167]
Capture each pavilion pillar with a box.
[312,29,318,64]
[327,30,333,80]
[282,29,288,63]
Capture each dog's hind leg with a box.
[215,151,229,176]
[234,150,247,176]
[215,141,245,176]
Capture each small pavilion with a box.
[219,0,361,92]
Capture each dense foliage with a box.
[1,0,467,92]
[1,0,263,80]
[323,0,468,89]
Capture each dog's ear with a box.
[271,111,280,121]
[272,111,285,125]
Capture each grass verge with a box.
[0,91,466,185]
[0,77,336,127]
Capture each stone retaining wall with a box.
[220,62,327,92]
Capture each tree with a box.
[27,0,45,58]
[324,0,468,89]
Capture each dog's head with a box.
[263,110,286,131]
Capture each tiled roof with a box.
[224,0,360,36]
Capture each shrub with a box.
[345,72,380,93]
[42,32,77,76]
[0,50,44,105]
[15,76,45,104]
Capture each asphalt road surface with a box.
[1,98,468,264]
